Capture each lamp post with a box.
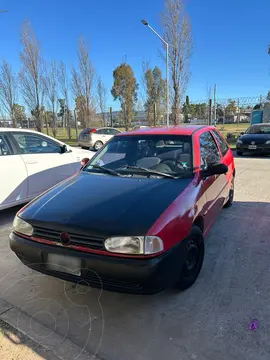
[141,20,169,126]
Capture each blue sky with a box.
[0,0,270,110]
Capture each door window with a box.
[12,133,61,154]
[212,130,229,157]
[0,135,12,156]
[107,129,120,135]
[95,129,106,135]
[200,132,221,168]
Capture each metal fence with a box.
[187,95,267,126]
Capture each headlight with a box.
[265,140,270,144]
[237,139,243,144]
[13,215,33,236]
[104,236,164,255]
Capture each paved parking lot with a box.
[1,155,270,360]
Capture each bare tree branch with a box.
[97,76,107,126]
[19,21,45,131]
[58,61,71,138]
[0,59,17,127]
[71,37,96,128]
[44,60,58,136]
[162,0,193,124]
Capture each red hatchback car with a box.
[10,125,235,294]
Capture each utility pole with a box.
[74,110,78,141]
[208,99,212,125]
[237,98,240,130]
[45,113,49,135]
[213,84,217,123]
[109,107,113,127]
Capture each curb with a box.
[0,298,101,360]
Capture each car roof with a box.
[118,125,211,136]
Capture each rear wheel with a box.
[236,151,243,156]
[175,226,204,291]
[224,177,234,208]
[94,141,103,151]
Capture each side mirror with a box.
[201,163,228,178]
[60,144,67,154]
[80,157,89,168]
[240,131,244,135]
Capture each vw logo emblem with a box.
[60,232,70,245]
[251,141,255,145]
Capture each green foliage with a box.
[144,66,166,126]
[111,63,138,130]
[13,103,26,124]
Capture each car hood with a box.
[239,133,270,144]
[70,146,95,158]
[20,172,192,237]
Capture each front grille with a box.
[33,226,105,250]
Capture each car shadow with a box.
[1,200,270,360]
[233,150,270,159]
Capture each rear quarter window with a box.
[212,130,229,157]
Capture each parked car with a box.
[236,123,270,156]
[78,127,121,150]
[0,128,94,210]
[10,125,235,294]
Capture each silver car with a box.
[78,127,121,151]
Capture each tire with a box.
[224,177,234,208]
[81,146,88,150]
[236,151,243,156]
[94,141,103,151]
[175,226,205,291]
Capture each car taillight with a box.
[89,129,96,133]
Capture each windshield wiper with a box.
[122,165,176,179]
[90,164,123,177]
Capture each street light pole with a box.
[141,20,169,126]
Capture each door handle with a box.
[26,161,38,164]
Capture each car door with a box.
[200,131,227,231]
[11,132,79,199]
[0,133,28,210]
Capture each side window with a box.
[95,129,105,135]
[13,133,61,154]
[110,129,120,135]
[200,132,221,168]
[0,134,12,156]
[212,130,229,157]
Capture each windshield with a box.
[84,135,193,178]
[246,125,270,134]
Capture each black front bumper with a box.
[237,144,270,153]
[9,232,185,294]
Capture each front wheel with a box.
[175,226,205,291]
[94,141,103,151]
[224,177,234,208]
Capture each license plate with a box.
[248,145,257,150]
[46,254,81,276]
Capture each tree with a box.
[162,0,193,124]
[13,104,27,125]
[226,99,237,115]
[97,76,107,126]
[74,96,87,126]
[144,66,166,126]
[44,60,58,136]
[58,61,71,138]
[20,21,45,132]
[71,37,95,128]
[0,59,17,127]
[111,63,138,131]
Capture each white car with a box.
[78,127,121,150]
[0,128,95,210]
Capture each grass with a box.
[39,123,248,150]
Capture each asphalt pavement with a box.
[1,155,270,360]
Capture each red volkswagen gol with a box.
[10,126,235,294]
